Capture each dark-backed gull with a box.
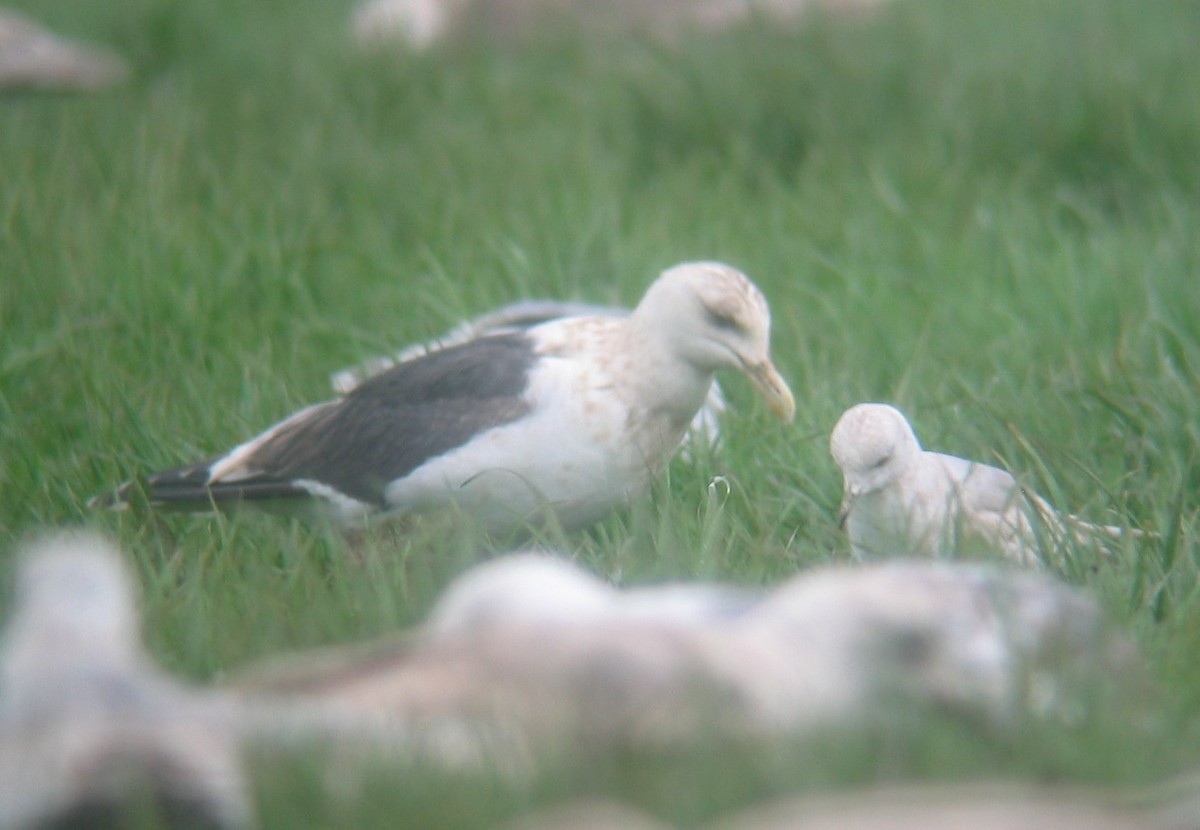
[92,261,795,532]
[329,297,728,451]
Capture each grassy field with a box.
[2,0,1200,825]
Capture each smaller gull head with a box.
[636,261,795,422]
[830,403,923,496]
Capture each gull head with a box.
[634,261,795,422]
[1,531,142,685]
[830,403,922,496]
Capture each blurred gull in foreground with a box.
[0,532,251,830]
[0,9,128,91]
[229,552,1150,771]
[0,533,1158,816]
[351,0,892,49]
[830,403,1143,567]
[506,781,1192,830]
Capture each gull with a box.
[0,532,250,830]
[329,298,728,452]
[0,9,128,91]
[829,403,1139,566]
[226,553,1148,770]
[91,261,795,533]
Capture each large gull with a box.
[329,297,728,452]
[92,261,795,533]
[829,402,1141,566]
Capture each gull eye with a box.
[705,307,742,333]
[869,452,893,470]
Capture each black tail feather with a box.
[89,461,310,512]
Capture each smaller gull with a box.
[92,261,795,534]
[830,403,1140,566]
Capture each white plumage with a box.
[426,551,757,636]
[228,552,1147,767]
[830,403,1140,566]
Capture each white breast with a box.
[381,322,681,532]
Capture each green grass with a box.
[2,0,1200,824]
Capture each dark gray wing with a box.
[331,300,623,393]
[99,332,538,510]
